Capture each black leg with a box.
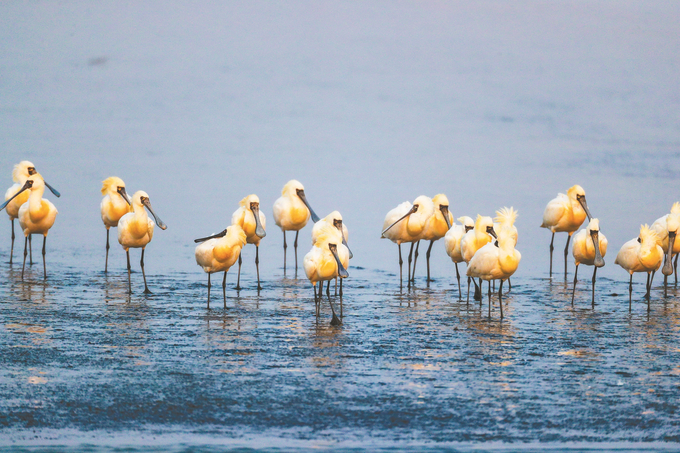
[294,230,299,273]
[42,235,47,279]
[571,263,579,306]
[105,228,110,273]
[426,240,434,282]
[328,280,341,326]
[455,262,461,300]
[326,278,331,298]
[499,280,504,319]
[508,277,512,290]
[466,276,471,305]
[222,271,227,309]
[255,245,262,290]
[236,251,242,290]
[628,274,633,311]
[591,266,597,308]
[283,231,287,273]
[488,280,491,318]
[126,250,132,294]
[411,240,420,283]
[664,273,668,298]
[645,272,651,299]
[549,232,555,277]
[340,277,343,297]
[649,270,656,299]
[207,272,211,309]
[21,236,27,280]
[674,253,678,286]
[141,248,151,294]
[334,277,338,296]
[407,242,414,288]
[10,219,15,265]
[563,233,572,280]
[398,244,403,287]
[29,234,33,265]
[472,278,481,302]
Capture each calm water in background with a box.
[1,1,679,450]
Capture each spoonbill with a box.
[614,225,663,310]
[4,161,60,264]
[494,207,519,289]
[460,215,497,302]
[312,210,353,295]
[444,216,474,298]
[117,191,167,294]
[541,185,592,278]
[650,202,680,294]
[1,174,58,280]
[418,194,453,283]
[571,218,607,307]
[381,195,434,287]
[100,177,131,273]
[195,225,247,309]
[231,194,266,290]
[304,222,350,326]
[273,180,320,273]
[466,226,521,319]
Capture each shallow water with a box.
[1,0,680,450]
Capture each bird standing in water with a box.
[417,194,453,284]
[571,218,607,307]
[312,210,353,295]
[615,224,663,310]
[231,194,266,290]
[100,176,131,273]
[460,215,497,302]
[444,216,474,299]
[650,202,680,294]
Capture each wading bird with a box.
[417,194,453,283]
[273,180,320,273]
[650,202,680,294]
[615,225,663,310]
[571,218,607,307]
[312,210,353,295]
[4,161,60,264]
[541,185,592,278]
[195,225,247,309]
[466,226,521,319]
[381,195,434,287]
[460,215,497,302]
[100,177,131,273]
[494,207,519,289]
[444,216,474,299]
[304,222,350,326]
[117,191,167,294]
[231,194,266,290]
[1,174,58,280]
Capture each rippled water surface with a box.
[1,0,680,450]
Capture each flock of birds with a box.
[2,161,679,324]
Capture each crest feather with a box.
[639,224,659,244]
[494,207,518,227]
[671,202,680,215]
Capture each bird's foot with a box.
[330,314,342,326]
[235,285,242,291]
[143,288,153,295]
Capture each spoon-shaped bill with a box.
[591,230,605,267]
[251,205,266,238]
[297,190,320,223]
[0,180,33,211]
[342,232,353,259]
[329,243,349,278]
[662,231,676,275]
[142,198,167,230]
[194,228,228,243]
[118,186,131,205]
[381,205,418,237]
[441,206,451,229]
[486,225,498,240]
[44,181,61,198]
[579,196,593,221]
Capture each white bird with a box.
[615,224,663,310]
[231,194,266,290]
[195,225,247,309]
[1,174,58,280]
[381,195,434,287]
[650,202,680,294]
[466,226,521,319]
[571,218,607,307]
[541,185,592,278]
[272,180,320,273]
[417,194,453,283]
[444,216,474,298]
[4,161,60,264]
[117,190,167,294]
[494,206,519,289]
[304,222,350,325]
[100,176,131,273]
[460,215,497,302]
[312,210,353,296]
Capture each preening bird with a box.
[418,194,453,283]
[460,215,497,302]
[1,174,58,280]
[650,202,680,294]
[304,222,350,326]
[381,195,434,287]
[541,185,592,278]
[272,180,320,273]
[231,194,266,290]
[100,176,131,273]
[571,218,607,307]
[615,224,663,310]
[444,216,474,298]
[117,191,167,294]
[195,225,247,309]
[466,226,521,319]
